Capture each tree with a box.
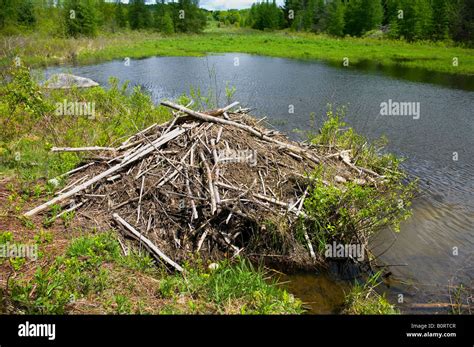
[172,0,206,33]
[115,0,127,29]
[64,0,98,37]
[326,0,345,37]
[398,0,433,41]
[155,2,174,34]
[248,0,282,31]
[129,0,151,30]
[17,0,36,27]
[345,0,383,36]
[450,0,474,44]
[431,0,451,40]
[0,0,19,29]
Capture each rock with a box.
[208,263,219,271]
[334,175,347,184]
[48,178,60,187]
[43,73,99,89]
[353,178,367,186]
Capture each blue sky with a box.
[117,1,285,10]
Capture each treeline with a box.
[0,0,207,37]
[244,0,473,43]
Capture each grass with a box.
[1,29,473,76]
[4,232,302,315]
[0,65,174,184]
[343,272,399,315]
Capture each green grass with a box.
[0,65,174,183]
[1,29,473,76]
[5,233,302,315]
[343,272,399,315]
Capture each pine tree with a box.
[115,0,127,29]
[398,0,432,41]
[64,0,98,37]
[129,0,151,30]
[326,0,345,37]
[17,0,36,27]
[431,0,451,40]
[345,0,383,36]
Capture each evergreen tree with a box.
[431,0,451,40]
[345,0,383,36]
[0,0,18,29]
[326,0,345,37]
[17,0,36,27]
[129,0,151,30]
[398,0,432,41]
[64,0,98,37]
[115,0,127,29]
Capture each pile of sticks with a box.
[24,101,379,272]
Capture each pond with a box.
[44,53,474,313]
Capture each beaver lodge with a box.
[24,101,386,272]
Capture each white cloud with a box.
[200,0,284,10]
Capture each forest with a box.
[0,0,472,45]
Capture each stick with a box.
[161,101,320,164]
[49,162,95,181]
[51,146,116,153]
[113,213,183,272]
[24,127,186,217]
[199,151,217,215]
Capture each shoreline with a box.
[2,31,473,77]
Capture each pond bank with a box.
[2,30,473,77]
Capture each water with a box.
[44,53,474,313]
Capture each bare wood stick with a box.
[51,146,116,153]
[216,181,307,217]
[207,101,240,117]
[185,171,199,220]
[55,174,89,195]
[258,170,266,195]
[24,127,186,217]
[50,162,95,181]
[216,127,223,144]
[161,101,320,164]
[199,151,217,215]
[136,176,145,224]
[113,213,183,272]
[196,229,208,252]
[410,303,471,309]
[52,201,84,220]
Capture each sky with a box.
[200,0,284,10]
[117,1,285,11]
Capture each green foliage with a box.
[326,0,345,37]
[128,0,151,30]
[345,0,383,36]
[172,0,207,33]
[248,1,283,31]
[0,66,171,182]
[9,233,120,314]
[343,272,399,314]
[158,258,303,314]
[64,0,98,38]
[303,109,416,256]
